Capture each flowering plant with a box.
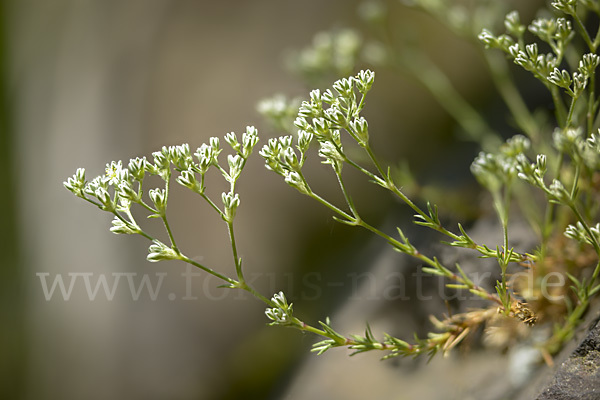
[65,0,600,366]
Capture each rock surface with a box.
[534,315,600,400]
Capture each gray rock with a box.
[534,315,600,400]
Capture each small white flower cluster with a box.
[63,159,146,215]
[471,135,530,192]
[259,70,375,191]
[516,154,572,205]
[512,127,600,204]
[553,128,600,170]
[265,291,293,325]
[479,10,599,99]
[565,221,600,246]
[64,126,260,260]
[147,240,179,262]
[551,0,577,14]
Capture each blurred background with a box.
[2,0,544,399]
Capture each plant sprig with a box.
[64,0,600,368]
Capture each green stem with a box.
[82,195,105,211]
[200,192,225,217]
[363,144,388,181]
[567,200,600,290]
[334,171,359,219]
[565,95,580,128]
[540,201,555,256]
[570,163,580,200]
[160,175,179,252]
[587,72,596,136]
[182,250,275,308]
[114,212,155,241]
[387,181,462,241]
[551,85,568,128]
[161,215,178,251]
[333,139,459,241]
[334,143,384,185]
[180,254,238,286]
[569,202,600,256]
[546,299,588,354]
[356,92,367,114]
[541,152,565,252]
[572,12,595,52]
[237,280,273,306]
[593,24,600,50]
[227,221,244,282]
[123,209,155,241]
[492,186,512,313]
[497,188,510,252]
[139,199,158,214]
[334,136,525,263]
[591,261,600,288]
[347,214,501,304]
[307,191,355,223]
[293,318,330,337]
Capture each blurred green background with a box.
[1,1,544,399]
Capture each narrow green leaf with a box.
[446,284,469,290]
[422,267,447,277]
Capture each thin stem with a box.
[503,195,510,254]
[388,182,462,241]
[338,137,524,260]
[82,195,105,210]
[113,211,155,241]
[139,199,158,214]
[182,249,275,308]
[570,163,580,200]
[344,122,387,180]
[568,202,600,291]
[551,85,568,127]
[594,24,600,50]
[335,137,454,238]
[492,186,512,313]
[200,192,225,217]
[545,299,588,354]
[227,221,244,282]
[161,215,178,251]
[363,144,388,181]
[123,209,155,241]
[334,170,359,218]
[569,202,600,256]
[591,261,600,288]
[572,12,595,52]
[333,143,383,185]
[334,135,526,263]
[587,72,596,136]
[356,92,367,114]
[160,175,179,251]
[567,200,600,290]
[180,254,238,286]
[350,214,502,304]
[541,152,565,252]
[565,95,580,128]
[306,191,354,223]
[293,318,330,337]
[540,201,555,255]
[237,280,273,306]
